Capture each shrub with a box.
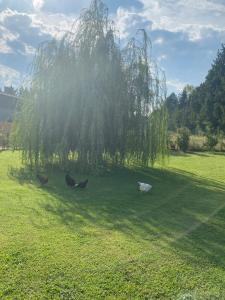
[167,133,177,151]
[176,127,190,152]
[217,131,225,152]
[205,134,218,151]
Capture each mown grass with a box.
[0,151,225,299]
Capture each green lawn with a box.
[0,151,225,299]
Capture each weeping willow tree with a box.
[12,0,167,171]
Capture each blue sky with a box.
[0,0,224,94]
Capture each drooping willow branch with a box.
[12,0,167,171]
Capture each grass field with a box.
[0,151,225,299]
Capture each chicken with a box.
[137,182,152,192]
[76,179,88,189]
[65,174,76,188]
[37,174,48,186]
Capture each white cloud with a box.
[138,0,225,40]
[115,7,151,39]
[0,8,75,45]
[33,0,44,11]
[157,54,167,62]
[0,40,12,54]
[0,8,76,87]
[40,0,91,14]
[0,22,19,54]
[167,78,187,92]
[115,0,225,42]
[0,8,74,57]
[31,12,75,39]
[116,8,138,39]
[153,37,164,45]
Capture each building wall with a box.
[0,92,17,122]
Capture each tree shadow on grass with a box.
[212,151,225,156]
[31,165,225,270]
[8,166,35,184]
[188,151,210,157]
[9,163,225,270]
[170,151,211,157]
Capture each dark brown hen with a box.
[65,174,76,188]
[37,174,48,186]
[76,179,88,189]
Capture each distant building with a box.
[3,86,16,96]
[0,91,18,122]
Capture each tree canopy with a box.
[12,0,167,172]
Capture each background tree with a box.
[165,44,225,137]
[165,93,178,131]
[199,44,225,133]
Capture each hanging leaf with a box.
[12,0,168,172]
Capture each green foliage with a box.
[176,127,190,152]
[217,131,225,151]
[12,0,167,171]
[165,93,178,131]
[202,44,225,133]
[166,44,225,135]
[165,85,197,133]
[205,133,218,151]
[0,122,11,149]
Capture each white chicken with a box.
[137,182,152,192]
